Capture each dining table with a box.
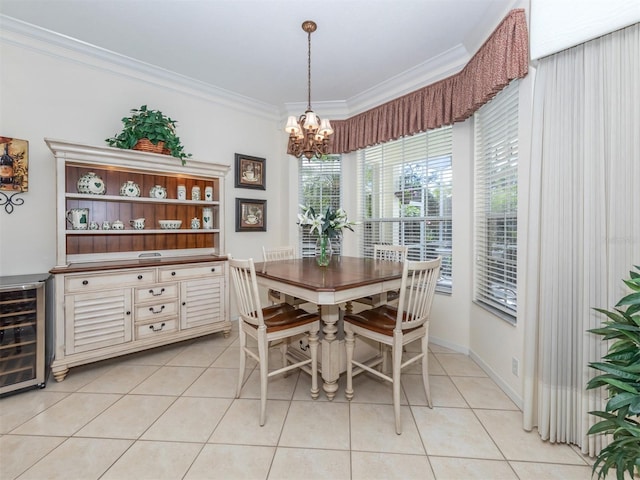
[253,255,405,400]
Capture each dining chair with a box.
[350,244,409,309]
[344,256,441,434]
[262,246,306,306]
[229,256,320,426]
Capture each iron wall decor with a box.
[0,136,29,214]
[236,198,266,232]
[235,153,265,190]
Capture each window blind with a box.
[357,126,453,292]
[474,79,519,318]
[298,155,342,257]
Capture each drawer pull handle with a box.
[137,275,143,280]
[149,305,165,314]
[82,280,89,285]
[171,271,176,276]
[149,288,165,296]
[149,322,166,332]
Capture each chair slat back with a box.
[229,257,264,328]
[374,244,408,263]
[263,246,296,262]
[396,257,441,331]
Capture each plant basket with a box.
[132,138,166,154]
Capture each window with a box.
[474,79,519,319]
[358,127,453,292]
[298,155,342,257]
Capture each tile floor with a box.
[1,322,595,480]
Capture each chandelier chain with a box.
[307,28,312,111]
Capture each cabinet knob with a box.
[171,271,176,276]
[82,280,89,285]
[137,275,143,280]
[126,311,131,315]
[182,302,186,306]
[211,268,216,272]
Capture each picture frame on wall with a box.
[0,136,29,192]
[234,153,265,190]
[236,198,267,232]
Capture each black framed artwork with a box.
[236,198,267,232]
[234,153,265,190]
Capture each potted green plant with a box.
[105,105,191,164]
[587,265,640,480]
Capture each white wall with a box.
[530,0,640,59]
[0,26,289,280]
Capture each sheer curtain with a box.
[523,23,640,455]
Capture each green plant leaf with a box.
[590,362,639,380]
[607,392,637,411]
[618,292,640,307]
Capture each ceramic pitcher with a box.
[66,208,89,230]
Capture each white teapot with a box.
[149,185,167,199]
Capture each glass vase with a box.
[315,234,333,267]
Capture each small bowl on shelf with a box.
[158,220,182,230]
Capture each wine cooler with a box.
[0,274,48,395]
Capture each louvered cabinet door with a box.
[65,289,133,354]
[179,276,224,330]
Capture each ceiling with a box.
[0,0,517,111]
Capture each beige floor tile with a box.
[10,392,121,436]
[428,353,447,375]
[434,353,487,377]
[475,409,588,464]
[0,391,68,433]
[130,365,205,396]
[343,371,408,405]
[412,406,503,459]
[211,346,257,369]
[403,374,469,408]
[75,394,176,439]
[509,460,594,479]
[268,447,351,480]
[185,444,275,480]
[238,367,300,400]
[101,440,202,480]
[429,456,518,479]
[209,398,288,446]
[279,400,350,450]
[450,376,518,410]
[166,343,226,367]
[0,435,66,479]
[78,364,160,394]
[18,437,132,480]
[141,397,232,442]
[350,403,425,454]
[182,367,239,398]
[351,451,434,480]
[291,370,349,402]
[44,361,116,392]
[117,343,186,366]
[428,344,459,354]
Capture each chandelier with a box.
[285,20,333,159]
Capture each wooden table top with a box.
[253,256,404,292]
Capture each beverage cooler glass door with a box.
[0,276,46,395]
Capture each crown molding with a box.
[2,14,472,123]
[0,15,281,121]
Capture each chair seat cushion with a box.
[256,303,319,333]
[343,305,399,336]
